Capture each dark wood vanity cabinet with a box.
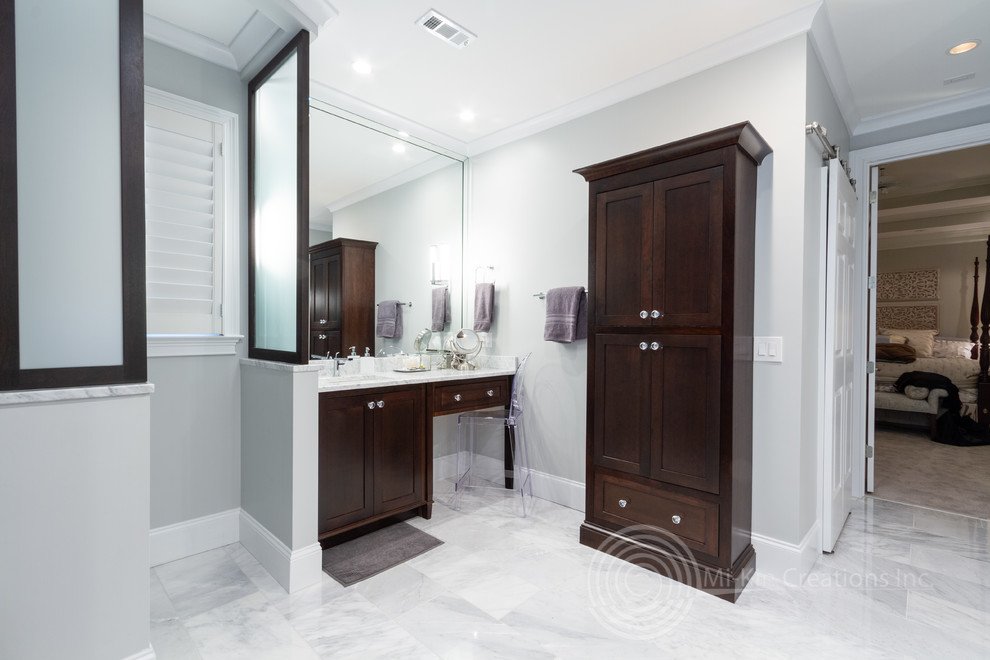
[576,123,771,602]
[318,385,426,538]
[309,238,377,360]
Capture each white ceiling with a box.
[144,0,990,226]
[144,0,990,150]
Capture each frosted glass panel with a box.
[16,0,123,369]
[253,53,298,353]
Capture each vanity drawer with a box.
[595,473,719,557]
[433,378,509,414]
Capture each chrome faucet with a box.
[332,352,351,377]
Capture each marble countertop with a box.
[317,355,518,393]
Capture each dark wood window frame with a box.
[0,0,146,391]
[247,30,310,365]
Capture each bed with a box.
[874,241,990,436]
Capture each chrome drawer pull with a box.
[376,400,384,408]
[454,394,462,402]
[618,499,627,508]
[639,310,648,319]
[367,402,375,409]
[487,390,494,397]
[671,515,681,525]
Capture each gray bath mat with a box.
[322,522,442,586]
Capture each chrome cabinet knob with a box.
[639,342,648,351]
[651,310,660,319]
[671,515,681,525]
[487,390,494,397]
[618,499,628,508]
[376,400,384,408]
[367,402,375,409]
[639,310,649,319]
[454,394,462,402]
[318,334,327,340]
[651,342,660,351]
[319,319,327,324]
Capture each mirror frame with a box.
[248,30,310,364]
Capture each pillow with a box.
[904,385,930,400]
[932,338,975,359]
[879,328,936,358]
[876,343,916,363]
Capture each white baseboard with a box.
[238,510,323,593]
[149,509,239,567]
[526,468,585,511]
[123,646,156,660]
[752,520,821,584]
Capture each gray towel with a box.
[473,283,495,332]
[431,287,450,332]
[544,287,587,343]
[376,300,403,339]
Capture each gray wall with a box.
[145,41,248,529]
[465,36,818,546]
[879,239,988,338]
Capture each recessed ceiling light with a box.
[947,40,980,55]
[392,143,406,154]
[352,60,372,74]
[459,110,475,122]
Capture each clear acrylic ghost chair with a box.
[453,353,533,515]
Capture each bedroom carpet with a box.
[874,427,990,519]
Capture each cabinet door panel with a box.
[319,393,374,533]
[593,334,652,475]
[374,388,425,513]
[594,184,653,327]
[326,252,342,331]
[653,168,723,327]
[310,255,331,331]
[652,334,721,493]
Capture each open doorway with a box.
[870,143,990,520]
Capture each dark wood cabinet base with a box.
[579,522,755,603]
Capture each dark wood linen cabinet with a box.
[576,123,771,602]
[309,238,377,359]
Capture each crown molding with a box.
[854,87,990,137]
[253,0,337,35]
[145,14,239,70]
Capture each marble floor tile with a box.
[154,548,260,620]
[147,494,990,660]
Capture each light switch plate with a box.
[754,336,783,363]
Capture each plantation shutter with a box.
[145,103,223,334]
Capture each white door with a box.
[822,159,858,552]
[866,166,880,492]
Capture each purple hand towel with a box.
[473,283,495,332]
[544,287,587,343]
[431,287,450,332]
[376,300,403,339]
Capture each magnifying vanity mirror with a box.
[448,328,483,370]
[308,99,466,357]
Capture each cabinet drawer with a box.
[433,378,509,414]
[595,473,718,557]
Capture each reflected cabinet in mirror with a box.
[308,100,465,358]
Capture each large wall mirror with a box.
[308,99,465,356]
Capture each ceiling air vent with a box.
[417,9,477,48]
